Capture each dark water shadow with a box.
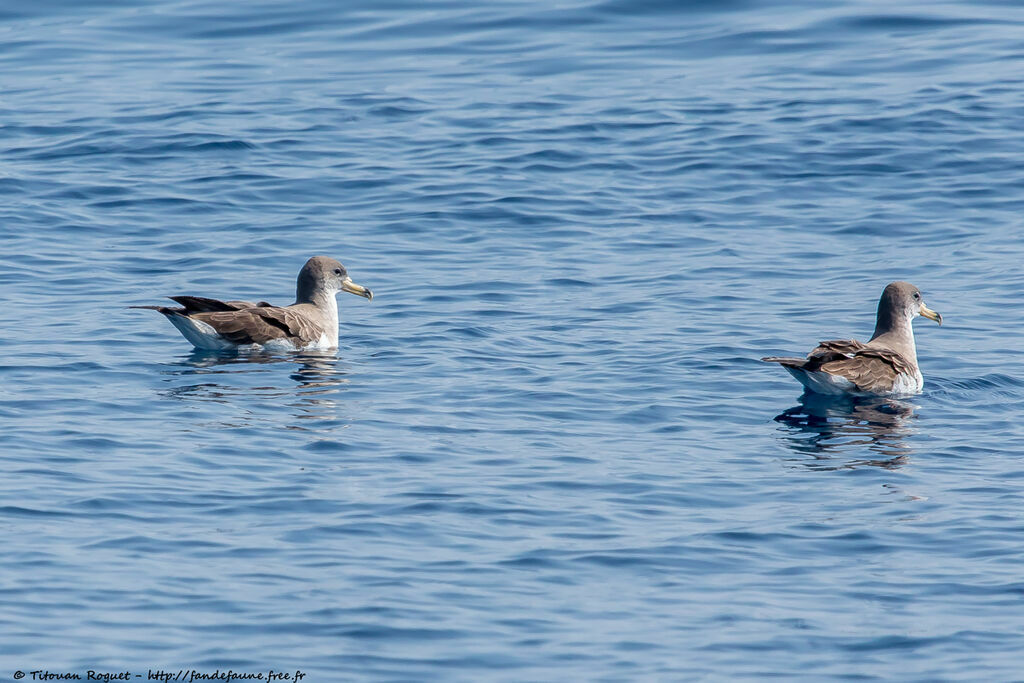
[772,392,917,470]
[157,350,351,425]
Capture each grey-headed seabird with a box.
[762,281,942,397]
[134,256,372,351]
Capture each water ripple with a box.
[3,0,1024,679]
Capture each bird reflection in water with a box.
[772,392,917,470]
[161,350,350,427]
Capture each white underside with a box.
[891,371,924,397]
[167,315,334,352]
[785,367,923,398]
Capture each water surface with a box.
[3,0,1024,679]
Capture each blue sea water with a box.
[2,0,1024,679]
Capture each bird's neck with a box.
[296,288,339,345]
[870,315,917,363]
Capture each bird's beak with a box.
[919,302,941,325]
[341,277,373,301]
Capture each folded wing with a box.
[763,338,911,394]
[817,348,912,395]
[192,306,322,346]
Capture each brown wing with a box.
[812,339,868,357]
[798,339,865,368]
[819,348,912,394]
[226,300,274,309]
[765,339,870,371]
[250,306,322,345]
[762,338,894,383]
[191,305,321,346]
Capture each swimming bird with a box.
[761,282,942,397]
[133,256,372,351]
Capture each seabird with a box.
[133,256,372,351]
[762,281,942,397]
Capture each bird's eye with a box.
[913,292,920,300]
[334,268,342,275]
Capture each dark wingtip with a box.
[129,304,184,316]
